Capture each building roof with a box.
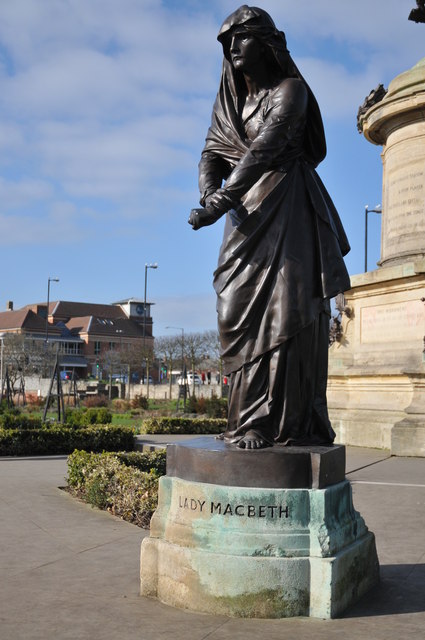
[50,301,126,320]
[66,315,147,338]
[0,308,60,334]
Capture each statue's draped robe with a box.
[199,17,350,445]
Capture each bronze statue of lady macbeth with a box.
[188,5,350,450]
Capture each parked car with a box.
[60,370,78,381]
[113,374,128,383]
[140,375,154,384]
[177,373,202,386]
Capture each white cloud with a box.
[34,118,200,200]
[297,57,380,120]
[0,177,53,210]
[0,124,24,158]
[0,205,81,246]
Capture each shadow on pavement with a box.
[343,563,425,617]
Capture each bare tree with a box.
[1,334,56,403]
[155,335,181,399]
[202,329,223,386]
[100,339,155,397]
[183,332,209,395]
[1,334,54,386]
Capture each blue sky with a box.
[0,0,423,335]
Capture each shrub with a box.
[67,450,100,489]
[26,393,45,407]
[196,396,207,414]
[67,449,164,527]
[67,449,166,487]
[107,466,158,527]
[181,394,227,418]
[86,407,112,425]
[204,394,228,418]
[140,417,226,435]
[112,399,131,412]
[66,409,86,427]
[66,407,112,427]
[131,395,149,410]
[25,404,42,413]
[0,425,134,456]
[0,403,20,416]
[116,450,166,476]
[83,395,109,408]
[186,394,199,414]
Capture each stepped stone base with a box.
[140,438,379,618]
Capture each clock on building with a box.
[135,304,145,316]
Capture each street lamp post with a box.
[115,328,124,378]
[364,205,382,272]
[143,263,158,343]
[143,263,158,395]
[45,277,59,344]
[115,328,130,399]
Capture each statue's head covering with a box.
[215,5,327,167]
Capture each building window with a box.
[109,342,115,350]
[60,342,82,355]
[94,341,101,355]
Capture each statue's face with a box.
[229,32,263,72]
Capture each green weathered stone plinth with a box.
[140,470,379,618]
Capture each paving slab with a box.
[0,449,424,639]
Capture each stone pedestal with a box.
[328,262,425,456]
[328,58,425,457]
[140,438,379,619]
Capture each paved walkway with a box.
[0,444,424,640]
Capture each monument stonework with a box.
[140,440,379,618]
[328,57,425,457]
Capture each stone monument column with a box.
[362,58,425,267]
[327,57,425,457]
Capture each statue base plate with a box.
[166,437,346,488]
[140,437,379,618]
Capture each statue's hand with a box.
[188,207,221,230]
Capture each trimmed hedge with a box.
[0,425,134,456]
[0,413,43,429]
[141,417,227,435]
[67,449,165,527]
[114,450,166,476]
[0,408,112,430]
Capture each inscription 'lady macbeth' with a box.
[178,496,289,519]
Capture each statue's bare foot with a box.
[236,429,271,450]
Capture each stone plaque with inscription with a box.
[361,299,425,344]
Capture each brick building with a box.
[0,298,155,379]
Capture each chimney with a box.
[6,301,13,311]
